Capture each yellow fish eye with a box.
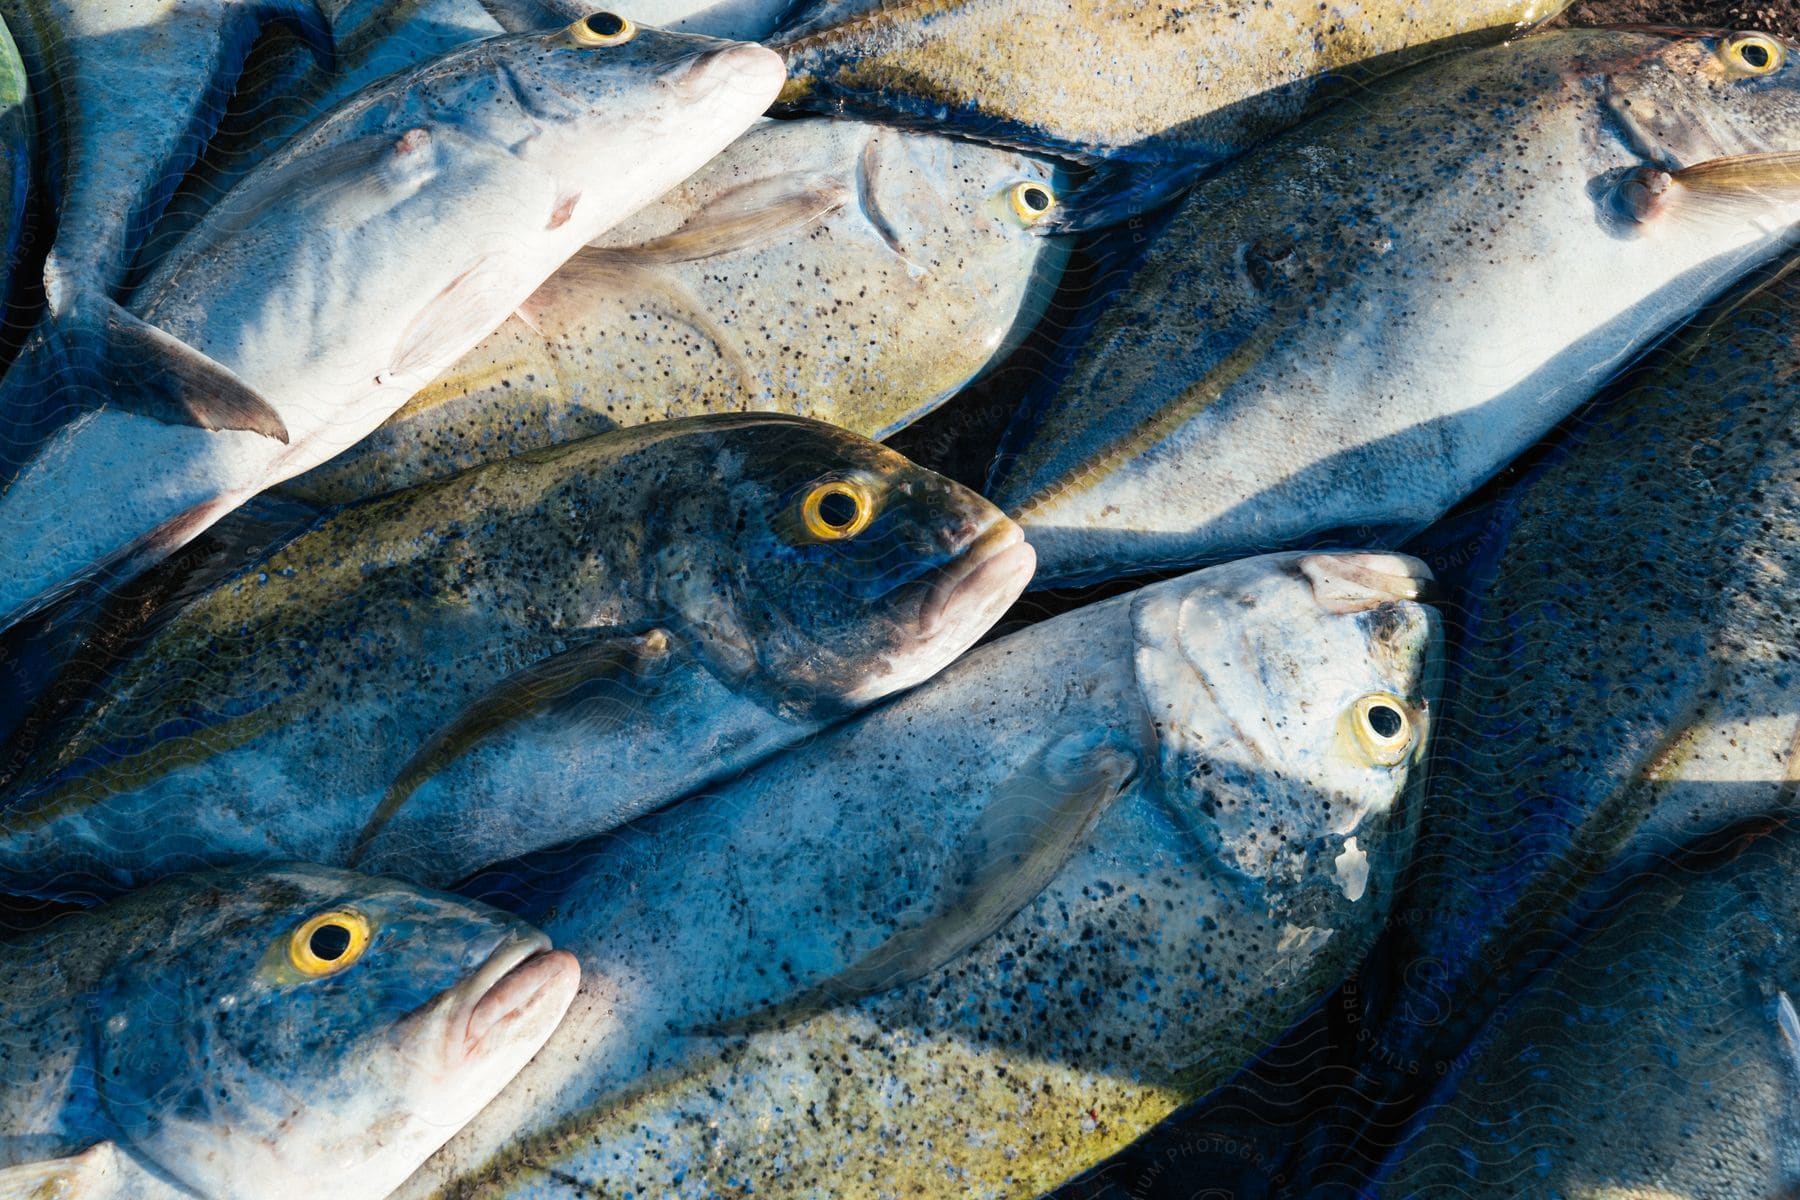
[1351,693,1414,767]
[1009,181,1057,225]
[1724,33,1785,76]
[288,910,372,978]
[801,480,875,540]
[568,11,635,47]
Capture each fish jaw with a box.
[406,937,581,1101]
[342,936,580,1197]
[839,516,1036,706]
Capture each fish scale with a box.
[1281,242,1800,1196]
[772,0,1570,229]
[0,863,577,1200]
[1388,819,1800,1197]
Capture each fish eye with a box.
[1352,693,1414,767]
[568,11,635,46]
[288,910,372,978]
[801,480,875,540]
[1009,181,1057,225]
[1724,33,1785,76]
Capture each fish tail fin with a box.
[0,319,85,486]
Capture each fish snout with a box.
[422,933,577,1074]
[1297,552,1436,614]
[668,41,786,104]
[461,948,580,1063]
[918,520,1035,640]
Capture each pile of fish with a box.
[0,0,1797,1195]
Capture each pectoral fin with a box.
[0,1143,123,1200]
[584,174,850,266]
[349,630,678,863]
[97,301,289,442]
[695,728,1141,1035]
[387,252,516,384]
[1622,151,1800,225]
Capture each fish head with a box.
[1132,552,1442,925]
[652,416,1034,718]
[852,126,1068,258]
[853,129,1072,369]
[89,865,578,1200]
[1593,28,1800,169]
[459,15,787,231]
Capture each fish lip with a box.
[451,938,579,1065]
[918,520,1035,639]
[670,41,787,104]
[1297,552,1436,614]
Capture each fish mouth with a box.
[1297,553,1435,614]
[455,939,580,1065]
[671,41,787,104]
[919,520,1036,640]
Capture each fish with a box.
[1387,818,1800,1197]
[392,550,1442,1200]
[0,414,1033,897]
[283,117,1070,505]
[0,15,787,631]
[1285,230,1800,1190]
[989,27,1800,588]
[0,862,579,1200]
[772,0,1569,228]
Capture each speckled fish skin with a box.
[395,550,1441,1200]
[0,863,579,1200]
[283,118,1070,506]
[0,20,786,631]
[1389,822,1800,1198]
[0,415,1031,897]
[991,27,1800,588]
[772,0,1567,223]
[1341,255,1800,1133]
